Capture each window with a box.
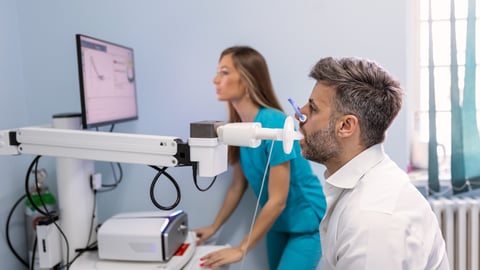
[415,0,480,193]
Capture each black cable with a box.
[86,190,97,248]
[30,237,37,270]
[148,166,181,210]
[93,124,123,191]
[56,190,97,270]
[24,156,71,269]
[115,162,123,183]
[191,162,217,191]
[23,155,50,270]
[94,124,115,132]
[105,126,123,188]
[59,241,97,270]
[24,156,50,216]
[34,156,51,216]
[93,126,124,191]
[75,241,98,253]
[111,162,123,185]
[5,193,29,267]
[100,162,123,189]
[53,221,70,270]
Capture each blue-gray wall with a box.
[1,1,410,269]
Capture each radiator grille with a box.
[429,197,480,270]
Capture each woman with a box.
[194,46,326,270]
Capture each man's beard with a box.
[301,119,340,164]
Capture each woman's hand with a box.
[199,247,244,269]
[194,226,216,245]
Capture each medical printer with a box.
[97,210,188,262]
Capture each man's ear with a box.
[337,114,359,138]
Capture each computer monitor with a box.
[76,34,138,129]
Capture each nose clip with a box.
[288,98,307,122]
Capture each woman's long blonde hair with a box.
[219,46,284,164]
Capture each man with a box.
[297,57,449,269]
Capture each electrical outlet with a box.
[91,173,102,190]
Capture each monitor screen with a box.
[76,34,138,128]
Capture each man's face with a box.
[298,82,341,164]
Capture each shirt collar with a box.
[325,144,386,189]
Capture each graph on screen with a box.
[76,34,138,128]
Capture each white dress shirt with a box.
[320,144,449,270]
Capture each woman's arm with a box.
[200,161,290,268]
[237,161,289,252]
[195,162,247,244]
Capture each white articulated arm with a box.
[15,126,182,167]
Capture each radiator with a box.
[429,197,480,270]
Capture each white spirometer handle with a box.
[216,116,303,154]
